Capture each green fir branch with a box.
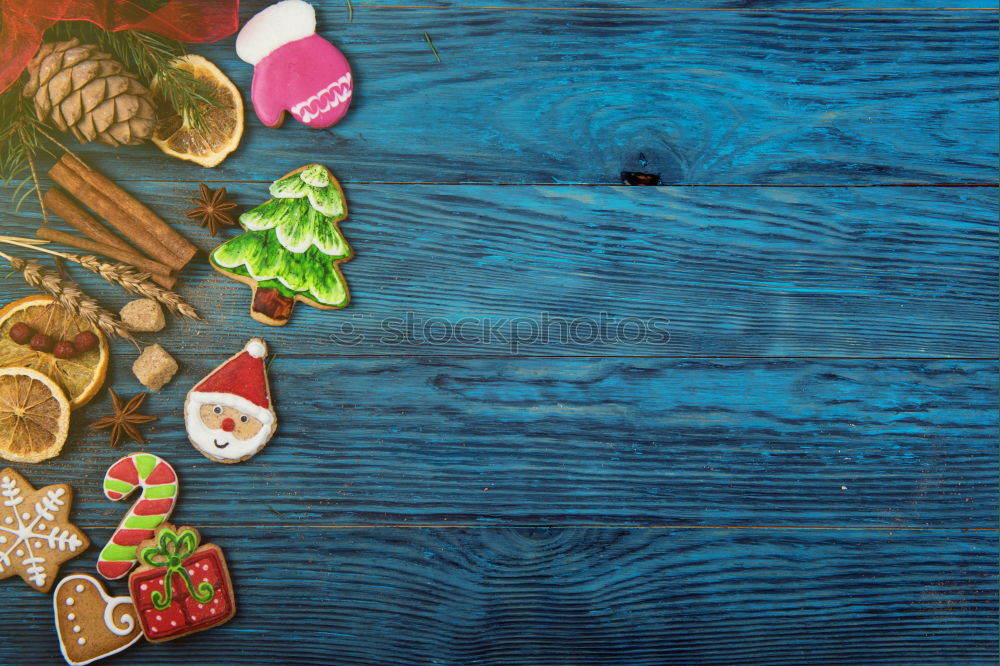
[47,22,221,130]
[0,18,225,217]
[0,84,52,207]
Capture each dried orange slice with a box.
[0,295,108,410]
[0,367,71,463]
[151,54,244,168]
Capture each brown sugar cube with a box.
[120,298,166,332]
[132,344,178,391]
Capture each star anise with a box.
[185,184,238,237]
[89,389,157,448]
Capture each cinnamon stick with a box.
[37,227,177,288]
[42,188,178,288]
[43,189,133,253]
[48,154,198,270]
[61,154,198,268]
[48,159,180,270]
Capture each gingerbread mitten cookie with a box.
[54,574,142,665]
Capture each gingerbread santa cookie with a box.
[236,0,353,129]
[53,574,142,665]
[0,468,89,593]
[184,339,277,463]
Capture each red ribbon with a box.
[0,1,241,94]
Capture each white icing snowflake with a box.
[0,470,87,591]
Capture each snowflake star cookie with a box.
[0,468,89,593]
[236,0,353,129]
[184,339,277,463]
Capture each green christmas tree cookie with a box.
[210,164,353,325]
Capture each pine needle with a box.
[25,153,47,225]
[347,0,353,22]
[423,32,442,63]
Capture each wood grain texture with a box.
[0,2,996,663]
[1,527,996,664]
[9,356,993,528]
[61,4,999,185]
[4,183,996,356]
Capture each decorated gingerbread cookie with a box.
[236,0,353,129]
[128,524,236,642]
[0,467,89,593]
[97,454,178,580]
[184,338,277,463]
[53,574,142,665]
[210,164,353,325]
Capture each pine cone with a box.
[22,39,156,147]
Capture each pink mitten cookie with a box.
[236,0,353,129]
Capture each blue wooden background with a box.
[1,1,997,663]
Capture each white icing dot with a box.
[202,578,209,583]
[188,568,195,576]
[38,524,45,530]
[15,549,23,557]
[141,583,148,590]
[75,584,84,593]
[67,613,75,621]
[34,541,42,549]
[202,564,209,571]
[21,512,29,520]
[0,536,7,544]
[170,621,177,627]
[77,638,86,646]
[65,598,74,606]
[72,625,81,633]
[198,604,204,609]
[210,608,216,615]
[155,615,161,621]
[3,516,11,524]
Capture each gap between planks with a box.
[101,181,1000,186]
[349,5,1000,12]
[137,352,1000,361]
[76,524,998,530]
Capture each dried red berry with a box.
[53,340,77,359]
[9,322,33,344]
[29,333,54,353]
[73,330,99,353]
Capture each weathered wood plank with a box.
[4,183,995,356]
[9,356,993,528]
[2,527,996,664]
[59,6,998,185]
[353,1,998,8]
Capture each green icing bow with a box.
[139,527,215,610]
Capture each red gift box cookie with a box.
[127,524,235,642]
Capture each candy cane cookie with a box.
[97,453,178,580]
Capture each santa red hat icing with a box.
[236,0,353,129]
[188,338,274,425]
